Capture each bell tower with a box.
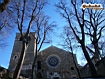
[8,32,36,77]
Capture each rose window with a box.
[47,55,60,68]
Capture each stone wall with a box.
[36,46,79,79]
[8,33,79,78]
[8,32,36,78]
[80,64,91,77]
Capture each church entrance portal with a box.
[53,77,59,79]
[49,72,61,79]
[37,72,42,78]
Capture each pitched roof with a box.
[40,45,69,52]
[38,45,74,56]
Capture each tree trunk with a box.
[94,43,100,60]
[70,52,81,78]
[31,38,38,79]
[81,42,97,77]
[13,41,27,79]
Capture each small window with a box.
[67,71,70,74]
[19,36,23,41]
[49,72,53,75]
[37,61,41,69]
[13,55,18,59]
[71,67,74,70]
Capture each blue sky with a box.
[0,0,87,69]
[0,0,63,69]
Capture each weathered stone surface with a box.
[8,33,79,79]
[37,46,79,79]
[8,33,36,77]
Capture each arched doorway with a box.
[37,72,42,78]
[50,72,61,79]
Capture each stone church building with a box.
[8,33,79,79]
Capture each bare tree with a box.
[100,41,105,57]
[0,31,8,49]
[31,13,56,79]
[59,26,78,50]
[0,0,11,12]
[99,35,105,58]
[85,9,105,61]
[0,6,14,49]
[6,0,48,78]
[59,26,81,78]
[56,0,98,77]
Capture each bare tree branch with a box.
[97,25,105,41]
[56,0,98,77]
[12,0,48,78]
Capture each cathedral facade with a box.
[8,33,79,79]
